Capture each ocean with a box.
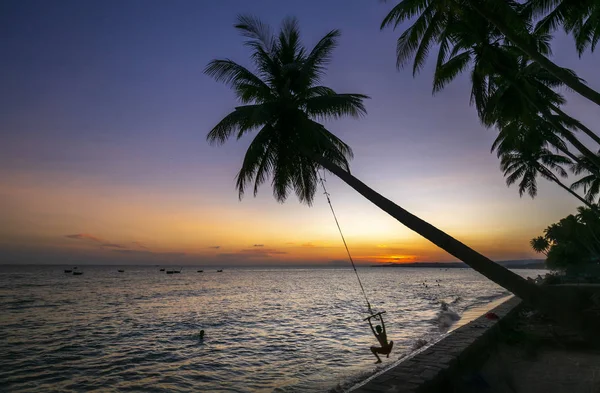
[0,265,544,392]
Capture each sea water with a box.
[0,265,544,392]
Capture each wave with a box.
[463,291,510,311]
[436,301,461,330]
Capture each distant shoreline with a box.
[371,260,546,269]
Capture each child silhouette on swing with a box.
[367,314,393,363]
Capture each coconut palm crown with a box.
[205,15,369,205]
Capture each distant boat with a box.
[217,269,223,272]
[197,270,203,273]
[118,269,124,273]
[166,270,174,274]
[159,268,165,271]
[64,269,72,273]
[73,271,83,276]
[73,266,78,270]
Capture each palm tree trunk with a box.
[471,3,600,107]
[316,156,600,342]
[317,157,534,293]
[551,141,589,168]
[551,105,600,146]
[559,131,600,171]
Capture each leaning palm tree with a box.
[381,1,600,171]
[381,0,600,107]
[206,15,598,336]
[530,236,549,256]
[497,132,598,209]
[527,0,600,56]
[572,153,600,203]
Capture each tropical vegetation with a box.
[531,207,600,272]
[205,15,599,337]
[380,0,600,335]
[381,0,600,210]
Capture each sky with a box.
[1,0,599,266]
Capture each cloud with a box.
[112,249,185,258]
[131,241,148,249]
[65,233,124,248]
[208,246,221,249]
[253,244,264,247]
[285,242,295,245]
[102,243,125,249]
[66,233,185,258]
[66,233,103,242]
[301,242,316,247]
[218,248,287,260]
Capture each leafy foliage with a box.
[205,16,369,205]
[498,134,571,198]
[571,151,600,203]
[528,0,600,55]
[381,0,600,204]
[531,207,600,271]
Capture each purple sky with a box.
[1,0,598,265]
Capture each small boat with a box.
[159,268,165,271]
[73,271,83,275]
[73,266,78,270]
[118,269,124,273]
[166,270,174,274]
[217,269,223,272]
[197,270,203,273]
[64,269,72,273]
[173,270,181,274]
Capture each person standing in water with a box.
[367,316,393,363]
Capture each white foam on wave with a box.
[436,301,461,330]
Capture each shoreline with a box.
[347,295,520,392]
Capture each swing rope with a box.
[319,171,373,315]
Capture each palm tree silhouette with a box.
[383,3,600,172]
[530,236,549,255]
[572,153,600,204]
[205,15,591,332]
[497,133,596,209]
[528,0,600,56]
[381,0,600,107]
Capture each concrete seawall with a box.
[350,296,522,393]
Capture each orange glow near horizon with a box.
[0,166,572,265]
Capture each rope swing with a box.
[319,170,373,315]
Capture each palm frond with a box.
[300,29,340,86]
[380,0,431,30]
[433,51,471,93]
[235,15,275,52]
[206,104,271,145]
[278,16,304,64]
[204,59,273,103]
[394,5,436,69]
[412,11,443,75]
[235,125,275,199]
[305,93,370,121]
[305,85,336,98]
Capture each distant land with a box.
[372,259,547,269]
